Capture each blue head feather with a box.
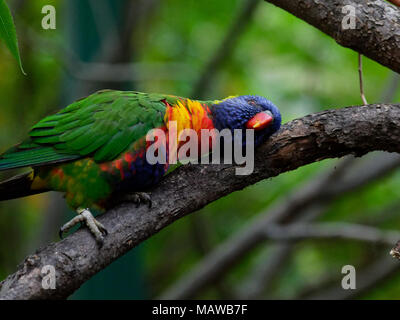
[211,95,281,146]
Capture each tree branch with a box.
[264,0,400,74]
[262,222,400,246]
[0,104,399,299]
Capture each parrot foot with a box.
[120,192,152,208]
[59,208,108,246]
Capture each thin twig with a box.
[262,222,400,246]
[359,53,368,105]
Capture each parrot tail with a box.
[0,172,47,201]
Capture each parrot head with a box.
[211,95,282,147]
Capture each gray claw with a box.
[121,192,152,209]
[59,208,108,246]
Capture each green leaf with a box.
[0,0,25,75]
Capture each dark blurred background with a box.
[0,0,400,299]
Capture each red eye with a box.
[246,111,273,130]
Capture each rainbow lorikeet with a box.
[0,90,281,244]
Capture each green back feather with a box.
[0,90,183,170]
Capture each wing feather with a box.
[0,90,171,170]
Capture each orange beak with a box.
[246,111,273,130]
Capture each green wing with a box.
[0,90,178,170]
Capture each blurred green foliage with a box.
[0,0,25,74]
[0,0,399,299]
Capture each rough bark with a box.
[265,0,400,74]
[1,103,400,299]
